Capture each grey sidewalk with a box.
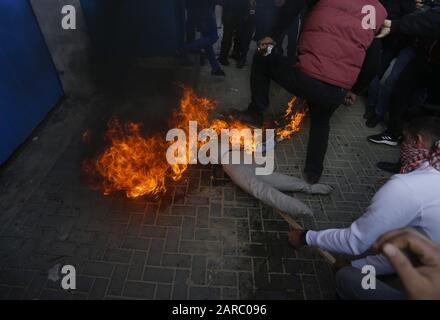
[0,56,399,300]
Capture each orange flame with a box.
[83,88,307,199]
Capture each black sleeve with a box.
[351,39,382,95]
[391,7,440,39]
[270,0,316,40]
[401,0,416,16]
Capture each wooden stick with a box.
[277,210,337,265]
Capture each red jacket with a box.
[297,0,387,89]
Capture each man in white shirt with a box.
[288,116,440,276]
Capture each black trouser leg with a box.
[220,12,236,60]
[249,53,297,114]
[238,15,255,61]
[186,11,197,44]
[305,103,339,176]
[249,53,346,175]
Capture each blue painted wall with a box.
[0,0,63,164]
[80,0,185,57]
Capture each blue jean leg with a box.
[183,9,221,71]
[335,267,406,300]
[375,47,416,118]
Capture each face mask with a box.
[400,140,430,174]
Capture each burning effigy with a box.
[83,87,332,217]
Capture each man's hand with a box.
[257,37,276,56]
[344,91,358,106]
[376,19,392,39]
[415,0,424,10]
[373,228,440,300]
[288,229,307,249]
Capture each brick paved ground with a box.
[0,52,400,300]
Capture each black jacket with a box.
[185,0,215,10]
[391,7,440,64]
[391,7,440,39]
[380,0,416,20]
[219,0,250,13]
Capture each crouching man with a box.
[337,228,440,300]
[288,116,440,297]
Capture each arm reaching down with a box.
[306,177,421,256]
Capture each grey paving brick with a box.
[0,269,35,287]
[157,215,182,227]
[143,267,174,283]
[127,251,147,280]
[122,237,150,251]
[172,269,190,300]
[82,261,114,278]
[140,226,167,238]
[107,265,129,296]
[123,281,155,299]
[179,241,222,256]
[238,272,254,299]
[104,249,132,263]
[208,270,237,287]
[156,284,172,300]
[164,228,180,253]
[223,257,252,271]
[224,207,248,218]
[88,278,109,300]
[222,287,238,300]
[189,286,221,300]
[191,256,207,286]
[302,275,323,300]
[196,207,209,228]
[147,239,165,266]
[162,253,191,269]
[181,217,195,240]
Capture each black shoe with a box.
[211,69,226,76]
[365,114,383,128]
[236,58,246,69]
[230,52,241,61]
[377,161,401,174]
[364,108,375,120]
[218,57,230,66]
[367,131,400,146]
[304,172,321,185]
[199,52,207,66]
[228,109,264,128]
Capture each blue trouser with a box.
[183,8,221,71]
[335,267,406,300]
[255,5,276,41]
[368,47,416,118]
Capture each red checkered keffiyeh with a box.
[401,140,440,174]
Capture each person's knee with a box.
[335,267,363,300]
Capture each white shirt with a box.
[306,162,440,274]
